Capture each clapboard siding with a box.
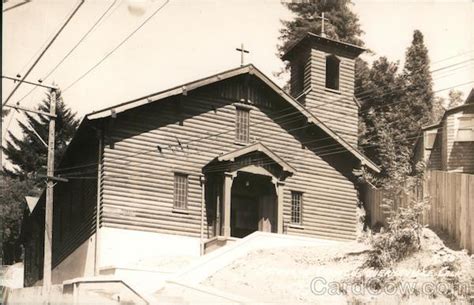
[24,123,100,286]
[426,129,443,170]
[51,135,99,268]
[307,48,358,146]
[446,109,474,173]
[423,107,474,174]
[101,76,359,240]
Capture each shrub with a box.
[364,198,427,269]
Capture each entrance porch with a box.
[203,142,295,239]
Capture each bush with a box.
[364,198,427,269]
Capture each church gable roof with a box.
[86,64,380,173]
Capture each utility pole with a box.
[2,76,65,290]
[43,88,56,290]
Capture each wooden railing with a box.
[362,170,474,253]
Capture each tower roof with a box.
[282,32,366,61]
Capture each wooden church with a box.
[23,32,379,286]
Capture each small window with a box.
[456,116,474,142]
[325,55,340,91]
[235,107,250,143]
[174,173,188,209]
[291,191,303,225]
[424,130,437,150]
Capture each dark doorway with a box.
[231,195,259,238]
[230,172,276,238]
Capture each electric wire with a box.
[62,0,170,93]
[54,80,472,178]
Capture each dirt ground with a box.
[202,229,472,304]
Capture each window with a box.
[291,191,303,225]
[424,130,437,150]
[235,107,250,143]
[174,173,188,209]
[325,55,340,91]
[456,116,474,142]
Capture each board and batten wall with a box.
[99,76,361,245]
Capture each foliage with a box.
[364,199,426,269]
[447,89,464,108]
[279,4,435,184]
[430,96,446,123]
[398,30,434,132]
[277,0,367,84]
[364,167,427,269]
[358,57,413,183]
[278,0,365,56]
[0,176,38,263]
[3,89,79,185]
[359,30,434,185]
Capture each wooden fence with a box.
[362,170,474,253]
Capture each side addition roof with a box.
[87,64,380,173]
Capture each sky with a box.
[2,0,474,166]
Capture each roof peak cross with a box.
[235,43,250,66]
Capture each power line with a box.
[2,0,85,107]
[54,80,472,177]
[62,0,170,93]
[355,58,474,100]
[14,0,122,106]
[12,56,471,174]
[58,131,427,180]
[13,61,474,174]
[431,50,474,65]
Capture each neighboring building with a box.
[414,89,474,174]
[22,32,380,286]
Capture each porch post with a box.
[277,181,285,234]
[223,172,233,237]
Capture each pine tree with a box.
[358,31,435,184]
[3,89,79,185]
[401,30,434,133]
[278,0,364,55]
[278,0,369,95]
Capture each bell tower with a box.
[282,32,365,147]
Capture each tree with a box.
[358,57,412,182]
[277,0,367,86]
[278,0,365,55]
[0,176,37,264]
[447,89,464,108]
[3,89,79,185]
[430,96,446,123]
[401,30,434,133]
[358,30,436,185]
